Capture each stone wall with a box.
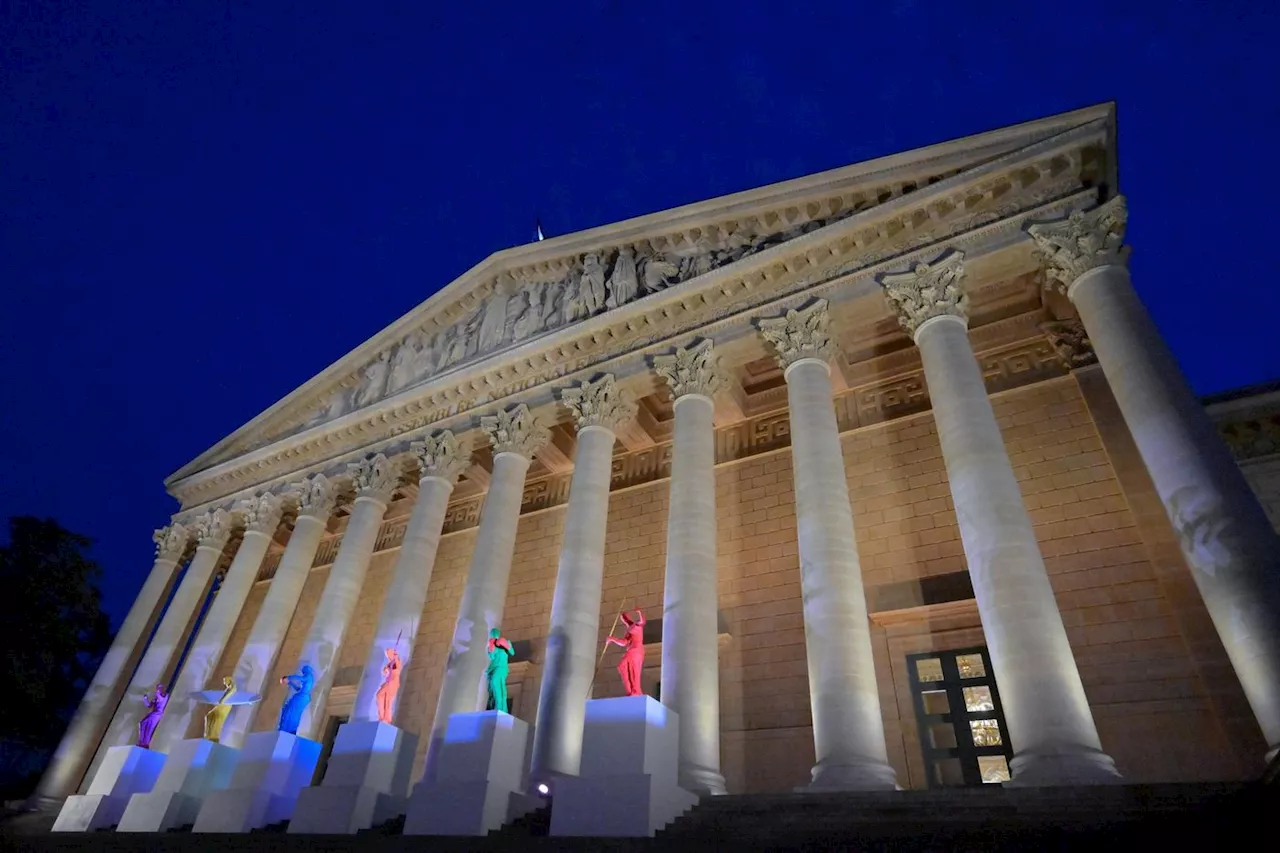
[208,371,1269,791]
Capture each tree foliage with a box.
[0,517,112,750]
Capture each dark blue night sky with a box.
[3,2,1278,627]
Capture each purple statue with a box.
[138,683,168,749]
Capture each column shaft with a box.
[426,451,530,771]
[785,360,897,790]
[351,476,454,723]
[31,554,180,803]
[660,395,726,794]
[86,541,224,783]
[296,495,389,739]
[529,425,616,782]
[151,529,275,752]
[221,514,328,746]
[916,316,1119,783]
[1071,265,1280,756]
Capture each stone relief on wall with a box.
[295,210,859,433]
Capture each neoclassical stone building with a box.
[35,103,1280,806]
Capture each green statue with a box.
[485,628,514,713]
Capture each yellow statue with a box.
[203,676,236,743]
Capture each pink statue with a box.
[137,683,167,749]
[375,647,402,724]
[606,609,646,697]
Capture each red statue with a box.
[375,647,402,724]
[606,609,646,697]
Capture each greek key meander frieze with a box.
[179,145,1103,511]
[253,333,1072,582]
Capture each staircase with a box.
[658,783,1261,848]
[6,781,1275,851]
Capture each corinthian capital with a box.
[1025,195,1129,293]
[349,453,399,503]
[291,473,340,521]
[192,508,233,549]
[653,339,724,401]
[561,374,637,433]
[757,300,834,370]
[410,430,471,483]
[153,523,190,562]
[481,404,550,459]
[236,493,284,536]
[879,250,968,338]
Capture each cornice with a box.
[168,122,1109,511]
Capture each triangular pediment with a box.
[167,103,1114,489]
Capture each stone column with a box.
[351,432,471,724]
[758,303,897,790]
[87,509,233,779]
[295,454,400,739]
[152,495,284,752]
[424,404,548,778]
[30,524,190,805]
[882,255,1121,784]
[653,340,726,795]
[529,375,636,785]
[1029,197,1280,760]
[220,474,339,747]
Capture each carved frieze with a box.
[172,131,1105,509]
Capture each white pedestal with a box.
[51,746,165,832]
[550,696,699,837]
[116,738,238,832]
[403,711,534,836]
[192,731,321,833]
[288,720,419,834]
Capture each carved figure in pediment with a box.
[564,271,588,324]
[353,352,390,409]
[680,235,717,280]
[462,310,482,359]
[512,283,544,341]
[639,249,679,294]
[439,323,465,368]
[719,229,768,264]
[605,245,639,309]
[388,334,421,393]
[478,283,510,352]
[581,252,607,316]
[307,386,351,427]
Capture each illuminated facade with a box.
[36,104,1280,820]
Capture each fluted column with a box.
[653,340,726,795]
[221,475,338,746]
[1029,197,1280,760]
[881,252,1120,784]
[424,404,548,779]
[30,524,190,804]
[529,375,637,785]
[87,509,233,779]
[758,303,897,790]
[352,432,471,724]
[296,455,400,739]
[152,495,283,751]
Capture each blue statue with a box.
[278,665,315,735]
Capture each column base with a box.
[288,720,418,834]
[804,757,899,792]
[403,711,533,836]
[551,696,699,837]
[679,764,727,796]
[51,745,165,832]
[1007,748,1123,787]
[116,739,239,832]
[192,732,321,832]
